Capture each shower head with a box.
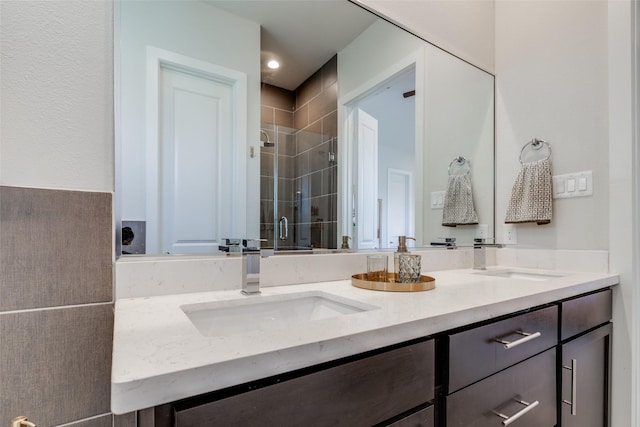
[260,130,275,147]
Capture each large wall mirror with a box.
[115,0,494,256]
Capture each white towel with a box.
[505,158,553,224]
[442,174,478,227]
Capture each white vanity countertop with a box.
[111,267,618,414]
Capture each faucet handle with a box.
[473,238,503,248]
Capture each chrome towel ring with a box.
[520,138,551,164]
[448,156,471,175]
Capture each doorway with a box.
[343,65,417,249]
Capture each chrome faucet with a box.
[241,249,273,295]
[473,240,503,270]
[473,244,488,270]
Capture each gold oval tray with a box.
[351,273,436,292]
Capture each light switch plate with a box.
[553,171,593,199]
[475,224,488,240]
[504,224,517,245]
[430,191,445,209]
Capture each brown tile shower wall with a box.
[293,55,338,249]
[0,186,114,426]
[261,83,295,128]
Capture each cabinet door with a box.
[561,323,611,427]
[174,340,435,427]
[447,348,556,427]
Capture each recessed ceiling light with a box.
[267,60,280,70]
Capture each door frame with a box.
[145,47,247,253]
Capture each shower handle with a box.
[279,216,288,241]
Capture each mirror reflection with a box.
[116,0,494,255]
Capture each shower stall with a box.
[260,123,337,251]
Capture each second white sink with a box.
[473,269,566,281]
[181,291,378,337]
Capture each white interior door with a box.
[387,168,413,247]
[159,66,232,254]
[355,108,379,249]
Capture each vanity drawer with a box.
[174,340,435,427]
[448,305,557,392]
[561,288,612,341]
[446,347,556,427]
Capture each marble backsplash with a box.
[115,247,609,299]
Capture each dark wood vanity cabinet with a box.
[147,339,435,427]
[443,288,612,427]
[139,288,613,427]
[559,289,612,427]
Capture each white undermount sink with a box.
[181,291,379,337]
[473,269,566,281]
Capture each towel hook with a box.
[519,138,551,164]
[448,156,471,175]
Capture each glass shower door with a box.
[260,123,337,250]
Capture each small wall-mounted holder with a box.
[520,138,551,164]
[11,416,37,427]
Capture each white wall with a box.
[359,0,495,73]
[0,0,114,192]
[117,2,260,238]
[338,20,424,98]
[495,0,609,250]
[424,44,494,245]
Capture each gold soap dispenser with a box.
[394,236,415,277]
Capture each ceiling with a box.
[205,1,377,91]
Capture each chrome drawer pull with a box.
[493,399,540,426]
[562,359,577,415]
[494,330,541,349]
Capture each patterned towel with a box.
[505,158,553,224]
[442,174,478,227]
